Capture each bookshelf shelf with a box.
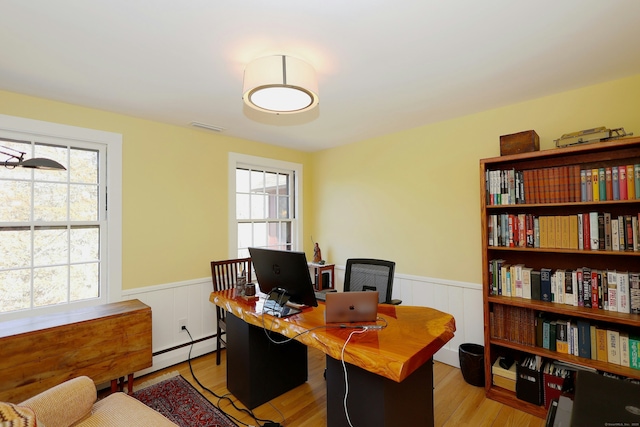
[480,137,640,418]
[488,246,640,256]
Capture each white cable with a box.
[341,328,367,427]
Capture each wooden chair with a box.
[210,257,252,365]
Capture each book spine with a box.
[605,167,613,201]
[612,166,620,200]
[619,165,628,200]
[591,168,599,201]
[628,164,636,200]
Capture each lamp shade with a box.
[20,157,66,170]
[243,55,319,114]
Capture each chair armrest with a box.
[20,376,96,427]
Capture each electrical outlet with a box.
[178,318,187,333]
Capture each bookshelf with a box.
[480,137,640,418]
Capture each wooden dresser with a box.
[0,299,152,403]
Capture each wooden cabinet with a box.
[480,137,640,418]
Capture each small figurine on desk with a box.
[313,242,322,264]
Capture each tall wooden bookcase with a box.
[480,137,640,418]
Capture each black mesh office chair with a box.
[210,257,252,365]
[343,258,401,305]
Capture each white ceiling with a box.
[1,1,640,152]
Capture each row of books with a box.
[489,305,536,346]
[485,163,640,206]
[488,212,640,252]
[535,315,640,370]
[488,261,640,314]
[581,165,640,203]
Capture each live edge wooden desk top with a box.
[210,290,456,383]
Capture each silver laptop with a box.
[324,291,379,324]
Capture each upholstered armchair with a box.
[3,376,176,427]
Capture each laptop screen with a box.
[324,291,378,323]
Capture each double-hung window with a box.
[0,115,122,321]
[229,153,303,258]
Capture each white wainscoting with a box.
[122,269,483,377]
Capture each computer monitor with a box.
[249,247,318,308]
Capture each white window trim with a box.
[228,152,303,257]
[0,113,123,318]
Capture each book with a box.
[630,272,640,314]
[564,270,574,306]
[628,164,636,200]
[531,270,542,300]
[636,164,640,199]
[607,329,621,365]
[607,270,618,312]
[589,212,599,251]
[555,269,565,304]
[605,166,613,200]
[612,218,620,251]
[617,271,630,313]
[578,213,584,250]
[590,325,597,360]
[596,328,608,362]
[582,267,592,308]
[556,321,569,354]
[604,212,612,251]
[540,268,552,302]
[576,319,591,359]
[619,165,628,200]
[569,214,579,249]
[580,169,587,202]
[576,268,584,307]
[599,167,606,200]
[620,332,630,367]
[591,168,599,201]
[522,267,533,299]
[583,212,591,250]
[630,336,640,370]
[625,215,634,251]
[612,166,620,200]
[591,269,600,310]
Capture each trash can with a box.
[459,343,485,387]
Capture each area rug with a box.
[132,374,238,427]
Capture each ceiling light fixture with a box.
[1,145,66,170]
[242,55,319,114]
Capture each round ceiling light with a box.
[242,55,319,114]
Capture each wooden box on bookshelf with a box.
[480,137,640,418]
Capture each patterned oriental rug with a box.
[132,374,238,427]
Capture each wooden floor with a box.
[133,348,545,427]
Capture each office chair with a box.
[344,258,401,305]
[210,257,252,365]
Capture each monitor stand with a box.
[263,288,301,318]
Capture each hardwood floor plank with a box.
[133,347,544,426]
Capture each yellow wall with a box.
[2,73,639,289]
[0,90,312,288]
[310,74,640,283]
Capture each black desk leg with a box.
[226,313,308,409]
[326,356,434,427]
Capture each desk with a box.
[210,290,455,426]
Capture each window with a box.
[0,114,122,321]
[229,153,303,258]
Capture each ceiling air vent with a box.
[190,121,226,132]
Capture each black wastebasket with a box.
[459,343,485,387]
